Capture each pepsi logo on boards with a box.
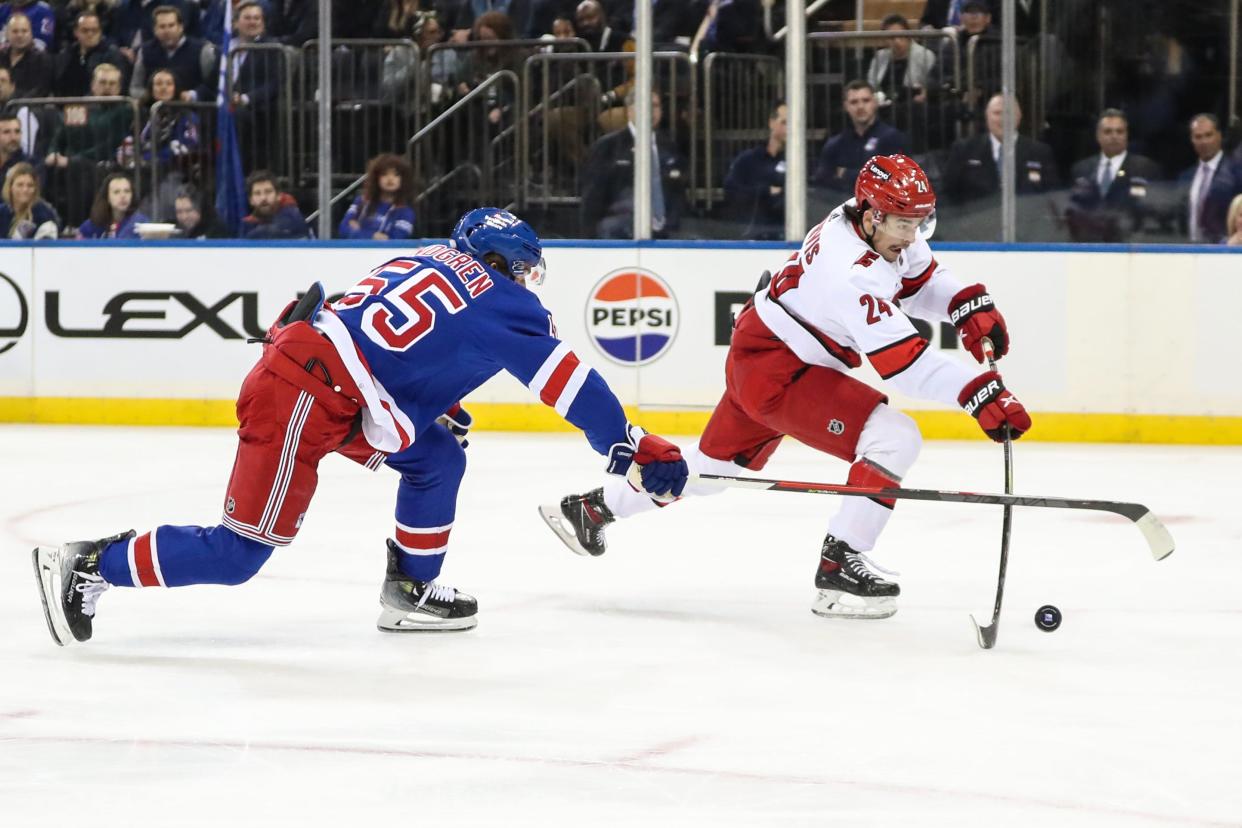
[586,269,679,366]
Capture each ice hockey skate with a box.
[32,529,134,646]
[538,488,614,557]
[812,534,900,620]
[377,540,478,632]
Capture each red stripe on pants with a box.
[134,532,161,587]
[395,527,451,551]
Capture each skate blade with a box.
[376,606,478,633]
[811,589,897,620]
[536,504,595,557]
[31,547,70,646]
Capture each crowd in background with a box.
[0,0,1237,245]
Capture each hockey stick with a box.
[971,339,1011,650]
[687,476,1175,561]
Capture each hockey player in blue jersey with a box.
[32,208,690,645]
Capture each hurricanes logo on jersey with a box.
[586,269,679,366]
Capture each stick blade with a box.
[971,615,998,650]
[1135,511,1175,561]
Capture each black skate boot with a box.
[31,529,134,646]
[377,539,478,632]
[537,488,614,557]
[812,534,901,620]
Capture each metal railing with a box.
[517,50,695,232]
[806,30,960,160]
[300,39,421,187]
[225,42,299,183]
[144,100,219,221]
[964,32,1038,133]
[407,70,520,237]
[701,52,783,210]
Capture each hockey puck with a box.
[1034,605,1062,632]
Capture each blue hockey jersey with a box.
[314,244,632,461]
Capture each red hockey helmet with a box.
[855,154,936,216]
[854,154,937,240]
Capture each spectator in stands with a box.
[1181,114,1240,244]
[117,67,199,216]
[812,80,906,193]
[76,170,148,238]
[698,0,769,57]
[43,62,132,225]
[549,15,573,39]
[581,88,685,239]
[45,62,131,169]
[528,0,576,38]
[230,0,282,172]
[451,0,532,42]
[0,65,43,157]
[173,183,229,238]
[0,13,53,97]
[52,1,119,52]
[240,169,308,239]
[129,5,217,102]
[921,0,1041,35]
[384,11,457,110]
[574,0,634,131]
[0,161,58,238]
[723,99,786,240]
[0,1,54,51]
[1226,194,1242,247]
[942,94,1058,204]
[867,14,935,107]
[1066,108,1162,243]
[338,153,416,240]
[455,11,519,127]
[0,113,27,180]
[111,0,198,59]
[935,0,998,110]
[54,11,132,97]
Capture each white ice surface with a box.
[1,425,1239,827]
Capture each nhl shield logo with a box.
[226,497,235,514]
[827,419,846,435]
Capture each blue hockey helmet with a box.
[450,208,546,285]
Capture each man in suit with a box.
[942,93,1058,204]
[581,88,686,239]
[1180,113,1240,244]
[1066,108,1162,242]
[229,1,283,173]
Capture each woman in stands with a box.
[76,172,149,239]
[136,69,201,166]
[0,162,60,239]
[338,152,417,240]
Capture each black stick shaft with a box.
[975,339,1011,648]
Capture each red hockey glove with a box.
[436,403,472,448]
[949,284,1009,363]
[633,433,689,499]
[959,371,1031,442]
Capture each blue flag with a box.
[215,9,246,236]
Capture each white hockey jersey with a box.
[753,201,979,406]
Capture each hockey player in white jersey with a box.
[541,154,1032,619]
